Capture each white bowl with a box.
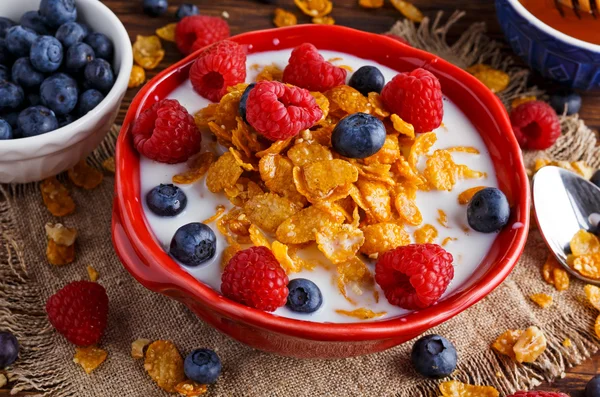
[0,0,132,183]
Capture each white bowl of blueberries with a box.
[0,0,132,183]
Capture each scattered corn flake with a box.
[445,146,480,154]
[194,104,218,132]
[457,186,486,205]
[442,237,457,246]
[390,114,415,139]
[316,223,364,264]
[131,338,151,359]
[437,209,449,228]
[243,193,299,234]
[174,380,208,397]
[255,136,294,158]
[542,254,559,285]
[595,314,600,339]
[466,64,510,93]
[585,284,600,311]
[356,162,396,187]
[287,141,333,167]
[573,254,600,279]
[256,64,283,82]
[47,239,76,266]
[299,159,358,199]
[394,157,426,186]
[336,256,374,301]
[570,229,600,256]
[414,224,438,244]
[133,35,165,70]
[492,329,523,359]
[173,152,215,185]
[144,340,185,393]
[312,16,335,24]
[359,0,384,8]
[249,224,271,249]
[360,222,410,255]
[425,150,484,191]
[45,222,77,246]
[201,205,226,224]
[563,338,573,348]
[393,183,422,226]
[367,92,390,118]
[68,160,103,189]
[356,180,392,222]
[155,23,177,42]
[87,265,99,282]
[438,381,499,397]
[102,156,116,173]
[273,8,297,27]
[391,0,424,23]
[553,267,570,291]
[513,326,547,363]
[533,159,595,180]
[73,346,107,374]
[221,244,241,268]
[276,205,339,244]
[408,132,436,169]
[294,0,332,17]
[530,293,553,308]
[326,85,370,115]
[511,96,537,109]
[128,65,146,88]
[310,92,330,120]
[0,374,5,389]
[206,152,243,193]
[335,308,385,320]
[259,154,306,205]
[229,147,255,171]
[214,87,247,131]
[40,177,76,218]
[364,135,400,165]
[272,240,302,273]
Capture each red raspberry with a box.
[175,16,230,55]
[246,80,323,141]
[282,43,347,92]
[510,100,561,150]
[132,99,201,164]
[46,281,108,346]
[221,246,289,312]
[507,392,569,397]
[189,40,247,103]
[381,68,443,134]
[375,244,454,310]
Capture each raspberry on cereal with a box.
[510,100,561,150]
[175,16,230,55]
[282,43,347,92]
[246,81,323,141]
[189,40,247,103]
[132,99,201,164]
[381,68,443,134]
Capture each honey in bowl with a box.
[519,0,600,45]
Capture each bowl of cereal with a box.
[113,25,529,358]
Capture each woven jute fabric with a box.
[3,12,600,397]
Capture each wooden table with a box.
[2,0,599,395]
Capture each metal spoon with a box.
[532,165,600,286]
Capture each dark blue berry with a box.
[143,0,169,17]
[0,17,15,39]
[0,38,10,65]
[239,83,255,124]
[591,170,600,189]
[65,42,94,72]
[0,112,19,129]
[0,119,12,140]
[30,36,63,73]
[84,32,113,61]
[20,11,53,36]
[0,65,8,81]
[147,184,187,216]
[0,331,19,368]
[12,58,45,89]
[5,26,38,57]
[18,106,58,137]
[349,66,385,96]
[184,349,221,384]
[176,4,200,20]
[286,278,323,313]
[84,58,114,93]
[55,22,87,48]
[411,334,457,378]
[331,112,386,159]
[27,93,42,107]
[77,89,104,116]
[40,73,78,115]
[0,81,24,111]
[39,0,77,28]
[586,375,600,397]
[170,223,217,267]
[467,187,510,233]
[550,90,582,116]
[58,113,76,128]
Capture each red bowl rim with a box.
[114,25,530,342]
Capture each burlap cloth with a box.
[3,12,600,397]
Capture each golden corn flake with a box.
[563,338,573,348]
[309,92,330,120]
[194,104,218,131]
[359,0,384,8]
[439,381,499,397]
[128,65,146,89]
[206,152,243,193]
[364,135,400,165]
[299,159,358,199]
[144,340,185,393]
[131,338,151,359]
[408,132,436,169]
[492,329,523,359]
[367,92,389,118]
[336,256,374,300]
[360,222,410,255]
[335,308,385,319]
[466,64,510,93]
[173,152,215,184]
[442,237,457,246]
[155,23,177,42]
[553,267,570,291]
[316,223,364,264]
[437,209,449,228]
[391,0,424,22]
[394,157,426,186]
[573,254,600,279]
[272,240,302,273]
[256,64,283,82]
[393,184,422,226]
[221,244,241,268]
[425,150,484,191]
[355,162,396,187]
[294,0,332,17]
[585,284,600,311]
[249,224,271,249]
[47,239,76,266]
[533,159,595,180]
[229,147,255,171]
[511,96,536,109]
[445,146,480,154]
[513,326,547,363]
[356,180,392,222]
[414,224,438,244]
[133,35,165,70]
[174,380,208,397]
[570,229,600,256]
[73,346,107,374]
[45,222,77,246]
[457,186,486,205]
[214,89,246,131]
[529,293,553,308]
[87,265,99,282]
[390,114,415,139]
[287,141,333,167]
[273,8,297,27]
[102,156,116,173]
[312,16,335,24]
[542,254,559,285]
[326,86,370,115]
[259,154,306,205]
[202,205,226,224]
[243,193,299,234]
[276,206,339,244]
[68,160,103,189]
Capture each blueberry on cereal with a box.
[349,66,385,96]
[286,278,323,313]
[411,334,457,379]
[170,223,216,267]
[184,348,221,384]
[467,187,510,233]
[146,184,187,217]
[331,112,386,159]
[238,83,255,124]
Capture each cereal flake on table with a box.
[73,345,107,374]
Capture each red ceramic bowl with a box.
[113,25,530,359]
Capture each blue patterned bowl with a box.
[496,0,600,90]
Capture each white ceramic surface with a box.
[0,0,132,183]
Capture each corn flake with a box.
[201,205,226,224]
[47,239,75,266]
[144,341,185,393]
[390,114,415,139]
[276,206,339,244]
[273,8,297,27]
[438,381,499,397]
[133,35,165,70]
[585,284,600,310]
[287,141,333,167]
[326,86,370,115]
[131,338,151,359]
[359,0,384,8]
[570,229,600,256]
[259,154,306,205]
[73,346,107,374]
[272,240,303,273]
[414,224,438,244]
[155,23,177,42]
[356,180,392,222]
[393,183,422,226]
[437,209,449,228]
[174,380,208,397]
[255,136,294,158]
[335,308,385,319]
[206,152,243,193]
[87,265,99,282]
[312,16,335,24]
[563,338,573,348]
[393,158,426,186]
[299,159,358,199]
[513,326,547,363]
[492,329,523,359]
[256,64,283,82]
[425,150,484,191]
[466,64,510,93]
[221,244,241,268]
[364,135,400,165]
[408,132,436,169]
[102,156,116,173]
[530,293,553,308]
[511,96,536,109]
[128,65,146,88]
[457,186,486,205]
[249,224,271,249]
[391,0,424,22]
[45,222,77,246]
[573,254,600,279]
[367,92,390,118]
[360,222,410,255]
[68,160,103,189]
[194,104,218,132]
[244,193,300,233]
[336,256,374,301]
[173,152,215,184]
[294,0,333,17]
[316,223,364,264]
[442,237,457,246]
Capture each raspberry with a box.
[221,246,289,312]
[189,40,246,103]
[510,100,561,150]
[381,68,443,134]
[46,281,109,346]
[175,15,229,55]
[375,244,454,310]
[246,80,323,141]
[507,392,569,397]
[282,43,347,92]
[132,99,200,164]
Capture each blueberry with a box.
[40,73,78,115]
[0,38,10,65]
[349,66,385,96]
[12,58,45,89]
[591,170,600,189]
[5,26,38,57]
[0,64,8,81]
[58,113,76,127]
[176,3,200,20]
[20,11,53,36]
[0,112,19,128]
[39,0,77,28]
[467,187,510,233]
[331,112,386,159]
[30,36,63,73]
[170,223,217,267]
[147,184,187,216]
[184,349,221,384]
[586,375,600,397]
[0,331,19,368]
[55,22,87,48]
[18,106,58,137]
[143,0,169,17]
[0,81,24,111]
[0,17,15,39]
[77,89,104,116]
[84,32,113,61]
[550,90,582,116]
[84,59,114,93]
[239,83,256,124]
[411,334,457,378]
[65,42,95,72]
[286,278,323,313]
[0,119,12,140]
